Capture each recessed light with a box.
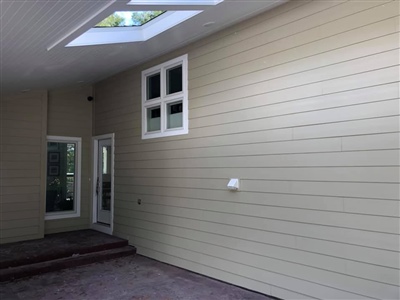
[203,21,215,28]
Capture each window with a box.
[45,136,82,220]
[142,54,188,139]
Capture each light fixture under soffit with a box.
[66,10,201,47]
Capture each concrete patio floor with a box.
[0,255,273,300]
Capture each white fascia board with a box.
[66,10,202,47]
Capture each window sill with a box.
[142,128,188,139]
[45,211,80,220]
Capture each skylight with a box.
[96,11,165,27]
[57,0,224,48]
[66,11,202,47]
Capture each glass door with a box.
[97,138,112,224]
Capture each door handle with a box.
[96,177,100,196]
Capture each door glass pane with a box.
[46,142,76,212]
[167,101,183,129]
[102,146,111,175]
[146,73,160,100]
[147,106,161,132]
[166,65,182,95]
[101,145,111,211]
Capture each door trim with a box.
[91,133,115,235]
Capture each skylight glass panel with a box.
[96,11,165,27]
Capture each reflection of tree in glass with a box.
[67,144,75,173]
[96,11,164,27]
[131,11,164,25]
[97,14,125,27]
[49,178,60,186]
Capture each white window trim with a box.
[142,54,188,139]
[45,136,82,220]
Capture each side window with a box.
[45,136,81,220]
[142,54,188,139]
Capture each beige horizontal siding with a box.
[128,234,390,299]
[117,215,392,280]
[0,90,47,244]
[0,193,40,204]
[189,1,396,68]
[1,227,41,240]
[1,218,39,230]
[115,166,399,183]
[126,225,399,293]
[115,150,398,169]
[1,202,40,213]
[94,1,400,299]
[44,85,93,234]
[113,196,398,237]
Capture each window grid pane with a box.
[147,106,161,132]
[147,73,160,100]
[166,65,182,95]
[167,101,183,129]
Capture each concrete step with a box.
[0,246,136,282]
[0,230,129,269]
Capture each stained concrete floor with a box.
[0,255,273,300]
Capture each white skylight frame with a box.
[67,10,201,47]
[46,0,225,50]
[66,0,225,48]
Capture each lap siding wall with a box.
[94,1,400,299]
[0,90,47,244]
[44,85,93,234]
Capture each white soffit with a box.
[0,0,285,94]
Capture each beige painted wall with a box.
[0,90,47,244]
[94,1,400,298]
[45,85,93,234]
[0,85,93,242]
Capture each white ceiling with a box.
[0,0,284,95]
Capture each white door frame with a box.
[92,133,115,235]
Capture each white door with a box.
[96,138,112,225]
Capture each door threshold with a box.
[91,223,112,235]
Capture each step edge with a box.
[0,240,129,270]
[0,246,136,282]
